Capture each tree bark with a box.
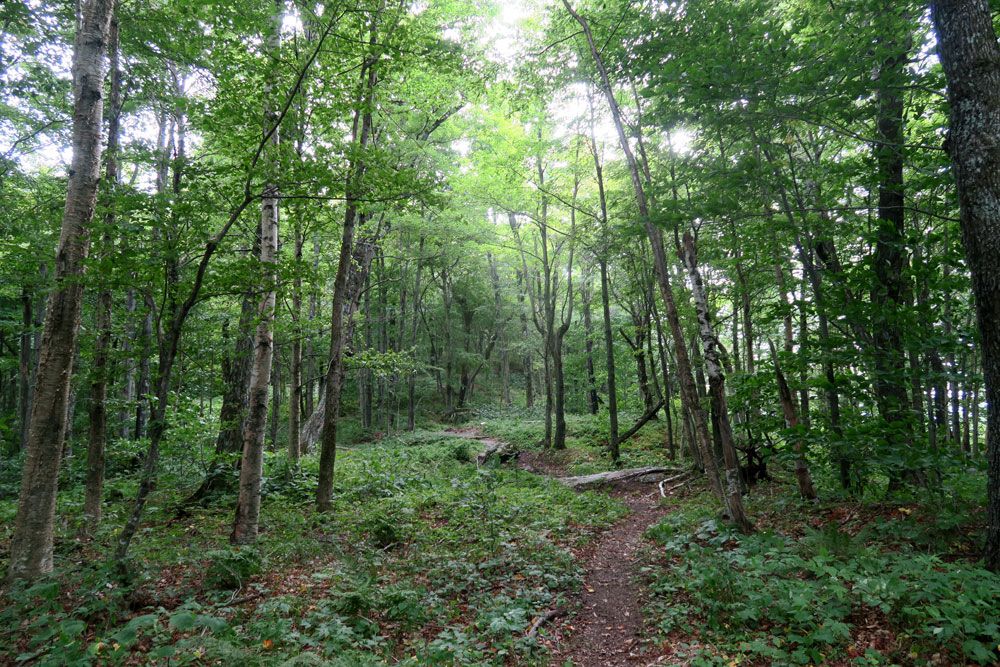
[871,20,914,489]
[563,0,730,510]
[289,222,304,464]
[316,22,381,509]
[82,13,121,536]
[582,280,599,415]
[930,0,1000,572]
[117,287,136,439]
[17,288,32,450]
[231,164,279,544]
[6,0,115,582]
[407,237,424,430]
[769,340,817,500]
[680,232,754,534]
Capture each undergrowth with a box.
[0,426,626,666]
[642,487,1000,666]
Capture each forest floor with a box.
[545,481,669,667]
[447,427,676,666]
[2,414,997,666]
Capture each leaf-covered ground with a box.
[1,413,997,666]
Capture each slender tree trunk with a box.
[872,24,914,490]
[520,283,533,409]
[231,161,279,544]
[134,304,152,440]
[931,0,1000,571]
[973,375,981,457]
[214,296,255,455]
[680,233,754,533]
[117,288,136,438]
[18,288,32,450]
[83,14,121,536]
[583,280,599,414]
[599,258,620,460]
[769,340,817,499]
[6,0,115,582]
[585,95,618,459]
[317,24,380,511]
[407,237,424,430]
[269,343,281,450]
[360,281,373,428]
[565,0,730,510]
[305,239,319,419]
[289,223,303,464]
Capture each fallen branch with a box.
[660,470,697,497]
[616,398,665,444]
[557,466,684,489]
[665,478,696,494]
[525,608,567,638]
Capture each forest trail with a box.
[549,482,669,666]
[444,428,672,666]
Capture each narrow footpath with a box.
[549,482,670,666]
[444,428,673,666]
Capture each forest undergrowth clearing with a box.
[1,418,998,666]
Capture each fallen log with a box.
[476,439,520,465]
[616,398,665,444]
[556,465,685,489]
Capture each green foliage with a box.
[205,545,263,589]
[644,508,1000,666]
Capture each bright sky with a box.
[13,0,692,179]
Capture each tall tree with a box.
[930,0,1000,572]
[82,11,122,536]
[6,0,116,581]
[232,0,282,545]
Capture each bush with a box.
[204,546,262,589]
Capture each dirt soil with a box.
[548,482,671,667]
[444,428,674,666]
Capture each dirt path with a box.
[549,483,669,667]
[443,429,672,666]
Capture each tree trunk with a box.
[564,0,729,509]
[270,343,281,450]
[769,340,817,500]
[231,158,279,545]
[316,26,380,510]
[871,23,914,490]
[551,175,577,450]
[600,258,620,461]
[680,232,754,534]
[360,280,373,428]
[585,100,619,460]
[6,0,115,582]
[930,0,1000,572]
[583,280,599,415]
[18,288,32,450]
[305,239,320,419]
[214,296,255,455]
[408,237,424,430]
[289,224,303,464]
[134,305,153,440]
[83,14,121,536]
